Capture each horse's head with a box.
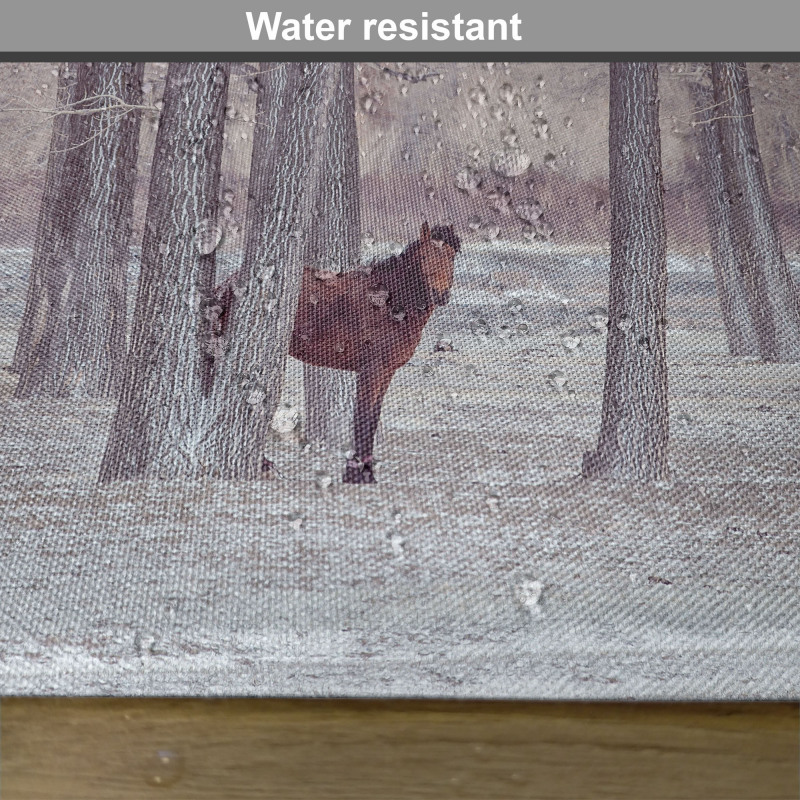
[417,222,459,306]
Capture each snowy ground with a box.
[0,242,798,698]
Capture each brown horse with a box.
[214,222,459,484]
[291,222,460,483]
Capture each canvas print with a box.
[0,61,797,697]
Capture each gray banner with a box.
[0,0,798,53]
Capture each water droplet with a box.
[587,307,609,331]
[468,86,488,105]
[514,199,543,223]
[482,222,500,241]
[490,148,531,177]
[388,241,403,256]
[361,231,375,248]
[360,90,383,114]
[368,287,389,307]
[455,166,482,192]
[516,580,543,612]
[470,318,490,336]
[144,750,184,787]
[421,364,435,377]
[271,403,299,434]
[533,118,550,139]
[466,144,481,160]
[534,219,554,240]
[194,219,223,255]
[500,126,519,147]
[488,104,506,122]
[547,370,567,390]
[287,511,304,530]
[315,470,333,490]
[246,388,265,408]
[498,324,513,340]
[485,186,511,213]
[564,116,573,128]
[617,314,633,332]
[434,338,454,352]
[544,152,558,169]
[507,298,524,313]
[389,532,405,557]
[467,215,483,232]
[674,411,693,424]
[561,331,581,352]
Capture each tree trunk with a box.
[13,62,143,399]
[98,62,229,483]
[200,62,336,479]
[777,112,800,206]
[582,62,669,482]
[690,77,760,357]
[302,62,359,453]
[711,62,800,362]
[11,63,78,375]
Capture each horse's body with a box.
[215,223,459,484]
[291,223,459,483]
[289,267,417,373]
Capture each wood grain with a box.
[2,700,797,799]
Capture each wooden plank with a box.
[2,700,797,799]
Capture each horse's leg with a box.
[343,367,394,484]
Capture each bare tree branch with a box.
[691,112,755,126]
[1,92,158,118]
[375,63,443,83]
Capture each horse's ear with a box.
[420,222,431,242]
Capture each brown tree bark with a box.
[200,62,337,479]
[690,77,759,357]
[582,62,669,482]
[13,62,143,399]
[711,62,800,362]
[302,62,360,453]
[98,62,229,483]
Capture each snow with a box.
[0,243,798,698]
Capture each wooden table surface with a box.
[1,700,797,799]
